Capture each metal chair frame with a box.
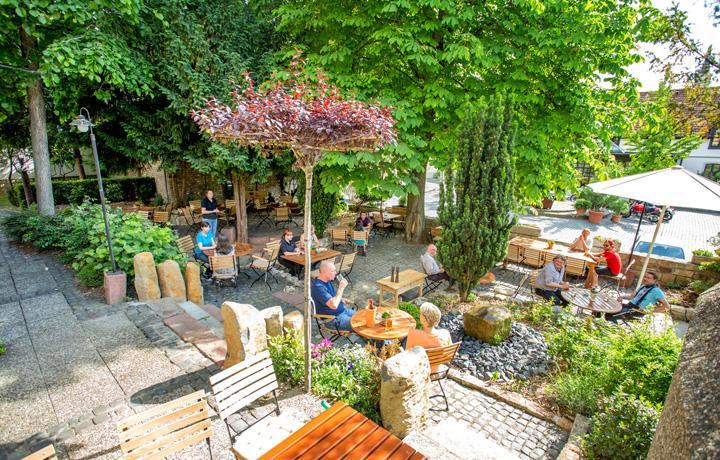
[311,299,352,344]
[254,200,272,228]
[249,245,280,290]
[337,252,357,281]
[427,342,462,411]
[421,262,445,294]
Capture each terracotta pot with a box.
[576,208,586,216]
[541,198,554,209]
[611,214,621,223]
[588,210,604,224]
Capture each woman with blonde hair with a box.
[405,302,452,352]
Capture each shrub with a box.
[268,329,305,386]
[688,279,716,294]
[398,302,422,329]
[9,177,156,207]
[574,198,591,210]
[584,393,660,460]
[554,371,603,415]
[692,248,714,257]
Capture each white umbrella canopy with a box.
[588,165,720,212]
[588,165,720,289]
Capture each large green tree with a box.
[438,98,515,302]
[272,0,655,241]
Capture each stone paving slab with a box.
[200,303,223,322]
[164,312,217,343]
[21,293,74,324]
[178,300,210,320]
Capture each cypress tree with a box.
[438,97,516,301]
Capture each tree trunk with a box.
[405,161,427,242]
[21,169,34,206]
[20,27,54,216]
[74,149,86,179]
[302,165,314,393]
[232,172,248,243]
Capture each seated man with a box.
[311,260,356,331]
[569,228,592,252]
[420,244,456,291]
[534,255,570,306]
[585,239,622,288]
[609,271,670,320]
[278,228,303,276]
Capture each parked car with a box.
[633,241,686,260]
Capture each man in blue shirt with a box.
[610,271,669,320]
[311,260,356,331]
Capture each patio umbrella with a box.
[588,165,720,289]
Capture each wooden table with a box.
[370,211,401,221]
[234,242,255,257]
[350,307,416,341]
[508,237,597,283]
[281,249,341,266]
[562,287,622,316]
[377,269,427,307]
[258,401,426,459]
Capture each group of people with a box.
[534,228,669,318]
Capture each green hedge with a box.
[9,177,156,207]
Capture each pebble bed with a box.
[439,312,551,381]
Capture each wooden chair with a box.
[512,269,542,301]
[388,206,407,230]
[22,445,57,460]
[209,350,280,442]
[153,211,170,226]
[182,206,202,230]
[352,230,368,255]
[430,226,442,242]
[274,206,296,227]
[116,390,213,460]
[337,252,357,281]
[254,200,272,227]
[373,212,393,237]
[134,210,151,221]
[210,254,237,287]
[223,199,236,226]
[330,228,350,249]
[426,342,462,411]
[310,298,352,344]
[565,256,587,279]
[599,258,635,293]
[249,244,280,290]
[189,199,202,212]
[176,236,196,259]
[520,247,545,267]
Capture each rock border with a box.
[448,368,574,432]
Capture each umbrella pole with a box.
[626,203,645,270]
[636,205,667,290]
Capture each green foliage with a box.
[0,341,5,355]
[688,279,716,294]
[297,168,341,236]
[398,302,422,329]
[312,345,381,422]
[584,393,660,460]
[268,329,305,386]
[543,311,681,416]
[574,198,591,211]
[607,196,630,215]
[692,249,714,257]
[626,82,703,174]
[438,98,516,301]
[9,177,156,207]
[577,187,610,211]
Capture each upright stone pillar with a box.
[222,302,267,369]
[261,306,284,338]
[185,262,203,305]
[380,347,431,438]
[134,252,160,301]
[156,260,186,300]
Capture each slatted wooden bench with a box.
[258,401,427,459]
[116,390,213,459]
[22,444,57,460]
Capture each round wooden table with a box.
[562,287,622,316]
[350,307,416,341]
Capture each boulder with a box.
[464,304,512,345]
[380,347,430,438]
[261,306,284,338]
[134,252,161,301]
[283,310,304,333]
[222,302,267,369]
[157,260,186,300]
[185,262,203,305]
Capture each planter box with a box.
[692,254,715,265]
[510,224,541,239]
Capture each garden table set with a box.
[376,269,427,307]
[562,287,622,317]
[349,306,416,342]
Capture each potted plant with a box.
[546,240,554,249]
[574,198,590,216]
[541,197,554,209]
[585,190,609,224]
[608,197,629,223]
[692,249,715,265]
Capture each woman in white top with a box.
[569,228,592,252]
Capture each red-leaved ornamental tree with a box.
[192,56,396,391]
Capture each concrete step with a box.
[161,299,227,366]
[177,300,225,340]
[403,430,463,460]
[410,419,520,460]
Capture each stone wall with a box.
[648,283,720,459]
[615,252,720,287]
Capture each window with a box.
[710,128,720,149]
[702,163,720,181]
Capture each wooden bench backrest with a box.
[426,342,461,367]
[189,199,201,209]
[275,206,290,218]
[565,257,586,276]
[339,252,356,272]
[209,350,279,421]
[210,255,236,278]
[22,445,57,460]
[331,228,348,242]
[176,236,195,255]
[116,390,212,460]
[135,210,150,220]
[153,211,170,224]
[352,230,367,242]
[523,248,545,267]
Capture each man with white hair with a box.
[310,260,356,331]
[421,244,456,290]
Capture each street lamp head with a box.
[70,113,91,133]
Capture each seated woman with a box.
[569,228,592,252]
[585,239,622,288]
[359,211,374,231]
[213,234,236,276]
[405,302,452,371]
[278,228,303,276]
[194,221,216,278]
[353,217,368,256]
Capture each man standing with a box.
[311,261,356,331]
[421,244,456,290]
[201,189,219,237]
[534,255,570,306]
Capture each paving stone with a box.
[178,300,210,320]
[164,312,217,343]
